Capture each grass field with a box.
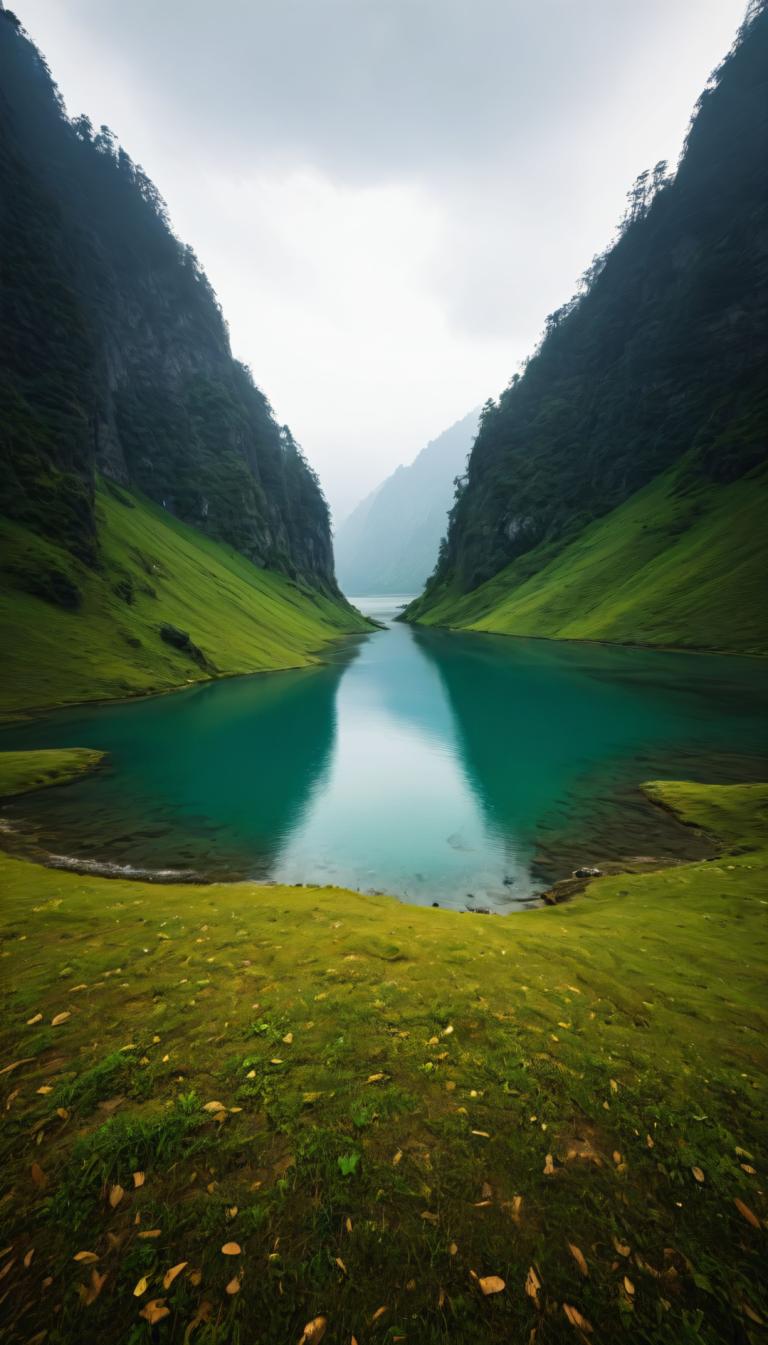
[0,482,371,720]
[408,465,768,655]
[0,761,765,1344]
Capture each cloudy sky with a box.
[19,0,746,518]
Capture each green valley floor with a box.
[0,755,765,1344]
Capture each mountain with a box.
[335,410,480,595]
[0,8,369,714]
[0,8,339,592]
[407,3,768,654]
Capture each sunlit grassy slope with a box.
[409,465,768,654]
[0,747,104,797]
[0,481,370,718]
[0,778,765,1343]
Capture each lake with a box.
[2,595,767,909]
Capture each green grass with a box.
[409,464,768,654]
[0,480,371,718]
[0,748,105,798]
[0,779,765,1343]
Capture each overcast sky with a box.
[19,0,747,519]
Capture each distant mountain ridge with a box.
[335,410,480,595]
[407,3,768,654]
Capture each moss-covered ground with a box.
[407,465,768,655]
[0,775,765,1344]
[0,481,371,720]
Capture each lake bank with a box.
[2,599,766,907]
[0,778,765,1344]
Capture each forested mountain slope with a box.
[407,3,768,652]
[335,410,479,594]
[0,8,338,592]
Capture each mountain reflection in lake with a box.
[2,595,766,910]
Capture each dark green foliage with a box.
[0,11,337,590]
[424,5,768,599]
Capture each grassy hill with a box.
[0,769,765,1343]
[0,480,370,719]
[407,462,768,654]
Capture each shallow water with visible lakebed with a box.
[2,595,767,909]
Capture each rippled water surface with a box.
[2,596,766,909]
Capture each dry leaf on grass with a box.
[734,1198,761,1229]
[477,1274,505,1296]
[133,1275,149,1297]
[74,1251,99,1263]
[691,1167,704,1184]
[225,1276,241,1295]
[221,1242,241,1256]
[78,1269,107,1306]
[624,1276,635,1295]
[27,1014,43,1026]
[51,1012,70,1026]
[0,1057,34,1076]
[298,1316,327,1343]
[612,1236,631,1257]
[335,1257,347,1274]
[202,1101,226,1114]
[132,1171,145,1188]
[370,1306,388,1323]
[543,1153,555,1176]
[568,1243,589,1276]
[140,1298,170,1325]
[109,1184,124,1208]
[163,1262,188,1289]
[365,1073,385,1084]
[563,1303,593,1332]
[138,1229,161,1239]
[525,1266,541,1304]
[23,1248,35,1268]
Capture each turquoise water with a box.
[2,595,767,909]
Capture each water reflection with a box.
[2,597,766,908]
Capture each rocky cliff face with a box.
[414,2,768,603]
[0,9,337,592]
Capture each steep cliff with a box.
[335,410,479,595]
[407,3,768,651]
[0,8,337,592]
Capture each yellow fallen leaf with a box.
[138,1229,162,1239]
[335,1256,347,1274]
[0,1058,34,1076]
[56,1107,69,1120]
[225,1275,241,1295]
[133,1275,149,1297]
[36,1086,53,1096]
[370,1306,388,1323]
[27,1014,43,1026]
[109,1183,124,1208]
[525,1265,541,1303]
[477,1274,505,1295]
[646,1134,655,1149]
[734,1198,761,1229]
[74,1251,99,1263]
[392,1150,402,1166]
[133,1171,145,1188]
[568,1243,589,1276]
[51,1012,71,1027]
[163,1261,188,1289]
[298,1315,327,1343]
[610,1078,618,1094]
[140,1298,170,1325]
[270,1058,284,1065]
[221,1242,241,1256]
[613,1151,622,1165]
[345,1217,353,1233]
[366,1073,385,1084]
[78,1268,108,1306]
[442,1025,454,1036]
[563,1303,593,1332]
[471,1129,490,1139]
[203,1101,226,1113]
[543,1153,555,1176]
[612,1236,631,1257]
[624,1276,635,1295]
[282,1032,294,1045]
[449,1242,458,1256]
[741,1163,757,1175]
[23,1248,35,1268]
[691,1166,704,1184]
[30,1162,48,1189]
